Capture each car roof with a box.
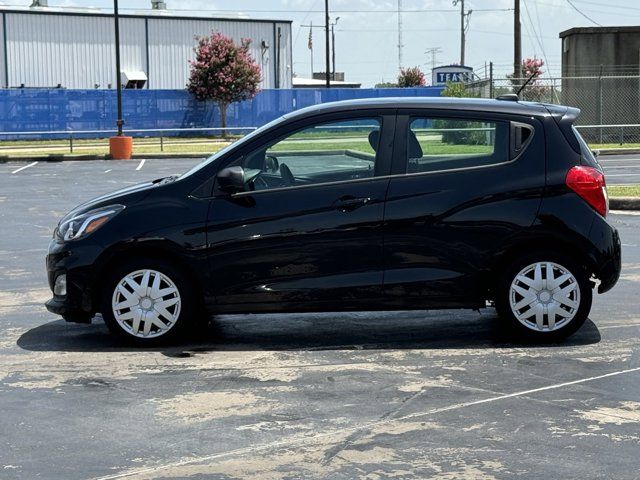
[282,96,564,120]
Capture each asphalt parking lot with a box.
[1,158,639,479]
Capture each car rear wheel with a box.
[101,258,196,345]
[495,252,592,341]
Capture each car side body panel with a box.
[381,110,546,307]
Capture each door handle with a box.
[333,195,371,212]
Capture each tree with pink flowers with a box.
[508,57,549,101]
[397,66,426,87]
[187,32,261,136]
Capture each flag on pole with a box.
[308,23,313,50]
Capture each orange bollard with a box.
[109,136,133,160]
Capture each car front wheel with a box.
[495,252,592,341]
[101,258,196,345]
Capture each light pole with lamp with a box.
[331,17,340,81]
[108,0,133,160]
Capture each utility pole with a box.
[397,0,403,71]
[309,21,314,77]
[514,0,522,80]
[453,0,472,65]
[459,0,465,65]
[325,0,330,88]
[331,17,340,80]
[113,0,123,136]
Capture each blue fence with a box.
[0,87,444,140]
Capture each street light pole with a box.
[109,0,132,159]
[324,0,330,88]
[114,0,123,136]
[331,17,340,80]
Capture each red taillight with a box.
[565,166,608,217]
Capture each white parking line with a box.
[600,323,640,330]
[611,210,640,216]
[104,169,112,173]
[11,161,38,174]
[92,366,640,480]
[135,159,145,171]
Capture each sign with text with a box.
[432,65,474,86]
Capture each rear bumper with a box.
[590,217,621,294]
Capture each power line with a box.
[566,0,602,26]
[522,0,549,69]
[114,7,513,14]
[570,0,640,11]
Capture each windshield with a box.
[179,117,286,179]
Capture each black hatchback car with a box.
[46,97,621,345]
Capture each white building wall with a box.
[0,10,290,90]
[275,22,292,89]
[120,18,147,79]
[0,14,5,88]
[147,18,275,90]
[6,13,114,88]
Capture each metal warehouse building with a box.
[0,6,292,90]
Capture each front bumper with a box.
[45,238,101,322]
[45,296,92,323]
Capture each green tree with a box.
[375,81,398,88]
[439,81,472,98]
[438,82,485,144]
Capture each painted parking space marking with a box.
[611,210,640,216]
[11,161,38,174]
[136,159,145,171]
[92,366,640,480]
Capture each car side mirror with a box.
[592,149,600,158]
[216,166,246,194]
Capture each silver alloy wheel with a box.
[111,269,181,338]
[509,261,581,332]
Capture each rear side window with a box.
[406,117,510,173]
[572,126,601,169]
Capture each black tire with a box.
[495,251,593,342]
[100,257,198,346]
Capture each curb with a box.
[598,148,640,156]
[610,197,640,210]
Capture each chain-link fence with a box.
[465,76,640,144]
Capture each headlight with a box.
[56,205,124,242]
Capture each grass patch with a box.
[5,133,637,158]
[0,141,230,157]
[589,143,640,150]
[608,185,640,197]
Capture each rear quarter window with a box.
[572,126,602,169]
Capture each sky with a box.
[4,0,640,86]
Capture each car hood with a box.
[65,180,157,218]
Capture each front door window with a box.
[238,118,382,191]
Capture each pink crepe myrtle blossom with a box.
[187,32,261,135]
[397,66,426,88]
